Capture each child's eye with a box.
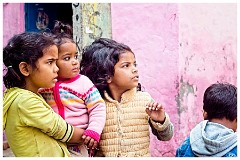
[123,64,129,68]
[64,57,70,61]
[134,63,137,67]
[47,61,53,65]
[74,55,79,59]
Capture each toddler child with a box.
[39,21,106,157]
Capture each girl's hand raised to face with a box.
[145,102,166,124]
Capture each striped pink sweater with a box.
[39,74,106,142]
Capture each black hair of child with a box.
[80,38,142,97]
[51,20,75,46]
[203,82,237,121]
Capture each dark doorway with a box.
[25,3,72,32]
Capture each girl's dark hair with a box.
[3,32,55,89]
[203,82,237,121]
[51,20,75,46]
[80,38,141,97]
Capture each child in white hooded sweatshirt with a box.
[176,82,237,157]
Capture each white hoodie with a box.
[190,120,237,156]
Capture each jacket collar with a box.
[104,87,137,104]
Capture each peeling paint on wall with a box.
[82,3,103,39]
[72,3,112,61]
[176,76,195,117]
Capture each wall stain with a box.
[175,76,196,128]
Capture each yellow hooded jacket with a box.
[3,87,73,157]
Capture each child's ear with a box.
[106,76,112,84]
[19,62,31,76]
[203,111,208,120]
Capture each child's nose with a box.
[54,65,59,73]
[132,66,138,73]
[72,59,79,65]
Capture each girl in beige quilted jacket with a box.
[80,38,174,157]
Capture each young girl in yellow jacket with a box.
[3,32,93,157]
[80,38,174,157]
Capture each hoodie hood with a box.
[3,88,23,130]
[190,120,237,157]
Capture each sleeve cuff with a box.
[83,129,100,142]
[149,113,171,131]
[62,122,74,142]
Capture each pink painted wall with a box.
[111,3,237,157]
[3,3,25,46]
[177,2,237,149]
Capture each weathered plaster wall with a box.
[72,3,111,61]
[177,2,237,149]
[111,3,237,157]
